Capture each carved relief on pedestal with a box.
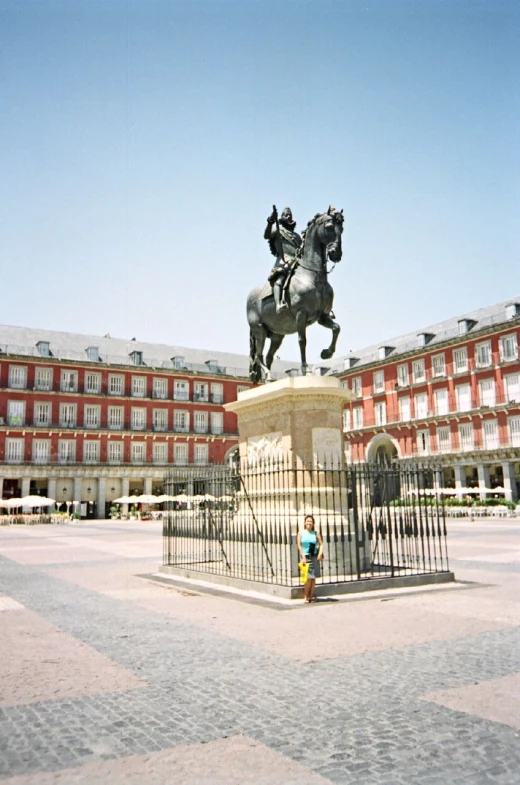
[247,431,283,465]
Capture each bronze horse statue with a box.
[247,206,344,383]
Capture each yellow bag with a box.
[298,562,309,583]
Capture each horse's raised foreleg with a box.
[318,312,341,360]
[251,327,270,382]
[295,310,308,375]
[265,334,284,379]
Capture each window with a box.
[83,440,100,464]
[458,423,474,451]
[86,346,100,362]
[174,380,189,401]
[374,401,386,426]
[499,333,518,362]
[35,367,52,390]
[174,410,189,432]
[8,366,27,389]
[399,396,411,422]
[84,405,100,428]
[109,374,124,395]
[397,364,409,387]
[437,426,451,453]
[483,419,499,450]
[153,408,167,431]
[61,370,78,392]
[131,408,146,430]
[132,376,147,397]
[130,351,144,366]
[412,359,425,383]
[131,442,146,463]
[7,400,25,426]
[172,356,185,370]
[153,442,168,464]
[34,402,51,427]
[108,406,124,429]
[33,440,50,463]
[417,430,430,456]
[351,377,362,398]
[59,403,77,427]
[414,392,428,419]
[37,341,51,357]
[432,354,446,378]
[58,440,76,463]
[508,416,520,447]
[194,444,209,465]
[194,411,208,433]
[211,383,224,403]
[475,341,492,368]
[433,388,449,416]
[353,406,363,429]
[85,372,101,394]
[343,409,351,432]
[504,373,520,403]
[174,443,189,464]
[373,370,385,394]
[211,412,223,434]
[456,383,472,412]
[479,378,496,407]
[453,347,468,374]
[152,378,167,399]
[6,438,24,463]
[194,382,209,402]
[108,441,123,464]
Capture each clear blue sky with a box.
[1,0,518,363]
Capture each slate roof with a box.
[327,296,520,374]
[0,324,300,379]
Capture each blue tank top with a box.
[301,530,318,557]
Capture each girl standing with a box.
[297,514,324,603]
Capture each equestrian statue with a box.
[247,204,344,383]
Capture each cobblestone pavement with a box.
[0,519,519,784]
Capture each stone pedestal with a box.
[225,376,369,577]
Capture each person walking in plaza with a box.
[297,514,324,603]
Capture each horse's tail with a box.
[249,330,262,385]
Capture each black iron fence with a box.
[163,459,449,587]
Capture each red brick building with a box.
[337,298,520,501]
[0,326,294,517]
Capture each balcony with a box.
[58,420,76,429]
[153,424,167,432]
[193,392,209,403]
[152,390,168,399]
[211,393,224,404]
[173,392,190,402]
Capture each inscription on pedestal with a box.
[312,427,342,467]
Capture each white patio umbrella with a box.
[136,494,159,505]
[156,495,177,503]
[172,494,191,503]
[0,498,22,508]
[20,495,56,508]
[112,496,134,504]
[491,485,506,493]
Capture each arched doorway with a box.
[366,435,401,503]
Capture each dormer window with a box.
[417,333,434,347]
[285,368,299,377]
[378,346,394,360]
[37,341,51,357]
[86,346,100,362]
[505,303,520,320]
[130,351,144,366]
[205,359,219,373]
[458,319,477,336]
[344,357,359,370]
[172,356,185,370]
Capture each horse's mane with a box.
[297,208,344,259]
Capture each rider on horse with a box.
[264,206,302,313]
